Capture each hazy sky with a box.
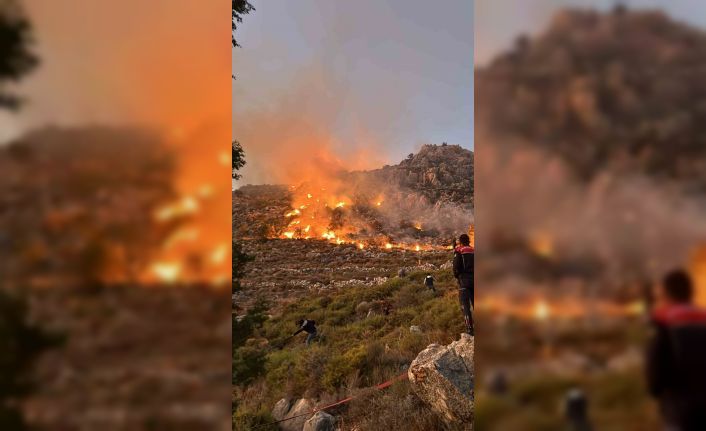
[233,0,475,170]
[476,0,706,65]
[0,0,230,142]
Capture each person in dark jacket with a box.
[424,274,436,292]
[647,269,706,430]
[453,234,474,335]
[293,319,318,346]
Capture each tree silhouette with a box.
[0,0,37,110]
[232,0,254,48]
[0,291,59,430]
[0,4,58,430]
[232,140,245,180]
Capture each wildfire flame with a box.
[145,126,232,286]
[478,293,647,321]
[273,186,449,252]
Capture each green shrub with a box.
[233,345,267,386]
[475,395,515,431]
[323,345,366,391]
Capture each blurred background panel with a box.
[476,1,706,430]
[0,1,231,430]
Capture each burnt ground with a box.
[235,239,452,312]
[21,285,231,431]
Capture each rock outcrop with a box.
[408,334,474,424]
[363,144,474,206]
[303,411,335,431]
[271,398,315,431]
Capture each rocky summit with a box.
[351,143,474,206]
[477,8,706,188]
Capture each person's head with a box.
[296,319,304,326]
[459,234,470,246]
[661,269,694,304]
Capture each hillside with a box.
[233,144,474,429]
[476,7,706,187]
[233,144,473,243]
[352,144,473,206]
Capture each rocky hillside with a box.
[233,144,473,241]
[476,7,706,188]
[24,285,231,431]
[352,144,473,206]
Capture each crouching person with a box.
[293,318,318,346]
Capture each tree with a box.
[0,4,53,429]
[233,140,246,180]
[0,291,59,430]
[0,0,38,110]
[232,240,253,293]
[232,0,254,48]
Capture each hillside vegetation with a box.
[233,268,469,431]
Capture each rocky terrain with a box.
[234,239,450,311]
[471,7,706,429]
[349,144,473,206]
[233,144,473,242]
[22,284,231,431]
[0,127,233,430]
[0,126,176,285]
[476,7,706,188]
[233,145,473,430]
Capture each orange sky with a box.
[13,0,233,284]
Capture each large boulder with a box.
[271,398,315,431]
[302,411,335,431]
[408,334,474,424]
[272,399,292,422]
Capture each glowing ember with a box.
[336,202,345,208]
[285,209,301,217]
[415,245,421,251]
[151,262,182,284]
[533,301,551,321]
[164,228,200,248]
[358,243,365,249]
[385,243,393,250]
[155,195,200,221]
[218,151,230,166]
[624,300,647,316]
[529,231,554,258]
[283,232,295,239]
[209,243,229,265]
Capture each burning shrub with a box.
[0,126,178,286]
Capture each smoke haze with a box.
[233,0,474,185]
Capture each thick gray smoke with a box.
[476,137,706,286]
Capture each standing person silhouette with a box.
[647,269,706,430]
[453,234,474,336]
